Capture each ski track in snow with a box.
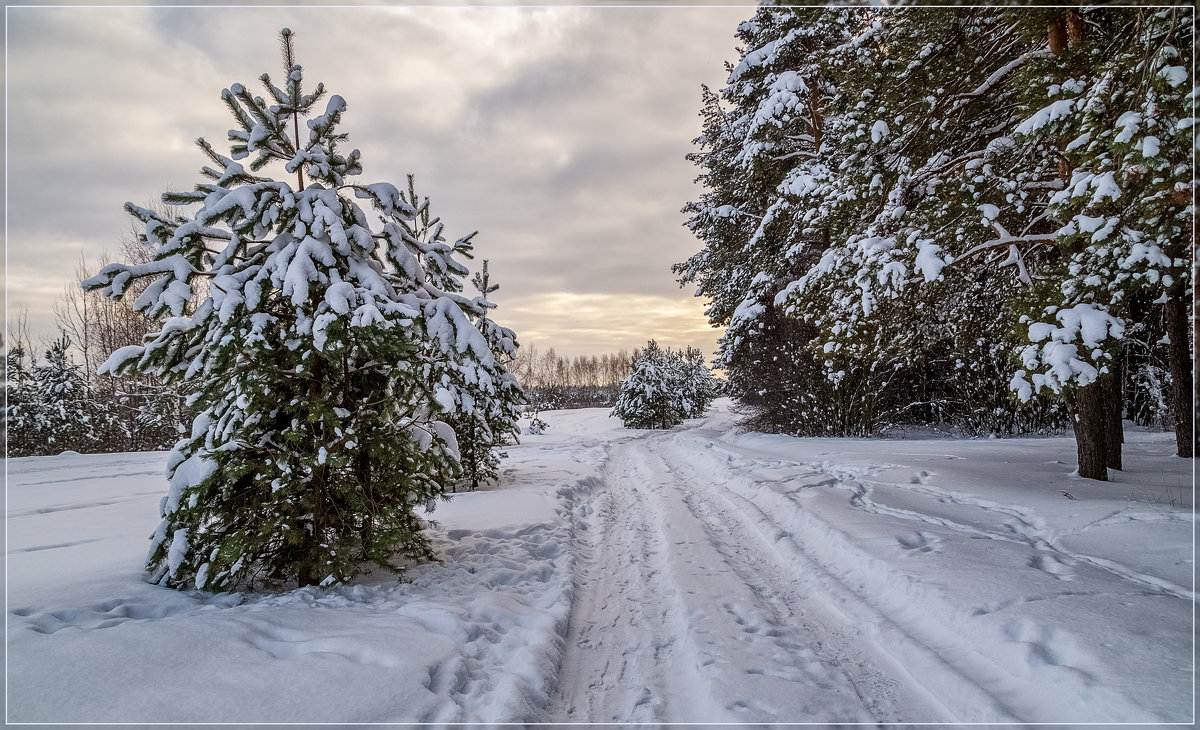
[548,420,1188,723]
[6,406,1192,724]
[552,435,907,723]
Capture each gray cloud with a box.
[6,5,747,359]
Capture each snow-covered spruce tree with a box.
[34,336,122,454]
[3,336,122,456]
[447,260,524,491]
[611,340,685,430]
[84,29,516,590]
[125,381,187,452]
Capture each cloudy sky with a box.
[6,3,754,359]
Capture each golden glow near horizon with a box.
[499,292,719,359]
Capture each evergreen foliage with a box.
[1000,7,1195,461]
[54,240,195,453]
[681,6,1191,465]
[611,340,717,430]
[4,337,127,456]
[448,261,524,491]
[82,29,520,590]
[5,344,43,457]
[679,346,719,419]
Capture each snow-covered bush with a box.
[83,29,520,590]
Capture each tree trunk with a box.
[1102,364,1123,470]
[807,72,824,153]
[1065,9,1085,48]
[1164,290,1194,457]
[1072,381,1109,480]
[1048,18,1068,53]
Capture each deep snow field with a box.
[5,400,1194,725]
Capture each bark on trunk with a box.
[807,72,824,153]
[1164,291,1194,457]
[1048,18,1068,53]
[1072,381,1110,481]
[1101,366,1123,470]
[1066,9,1085,48]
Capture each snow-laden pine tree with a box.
[769,7,1052,436]
[1002,7,1195,471]
[678,346,718,419]
[611,340,685,430]
[123,381,187,452]
[684,7,1117,440]
[677,7,869,434]
[84,29,519,590]
[448,260,524,491]
[34,337,121,454]
[5,344,41,457]
[686,6,1191,474]
[4,337,121,456]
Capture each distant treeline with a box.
[509,345,634,411]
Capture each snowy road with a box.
[6,402,1194,724]
[553,433,909,723]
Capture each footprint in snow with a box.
[896,531,942,553]
[1003,618,1096,682]
[1028,552,1075,580]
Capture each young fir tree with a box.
[3,336,121,456]
[126,380,187,452]
[678,346,718,419]
[34,336,121,454]
[611,340,686,430]
[84,29,516,590]
[448,260,524,491]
